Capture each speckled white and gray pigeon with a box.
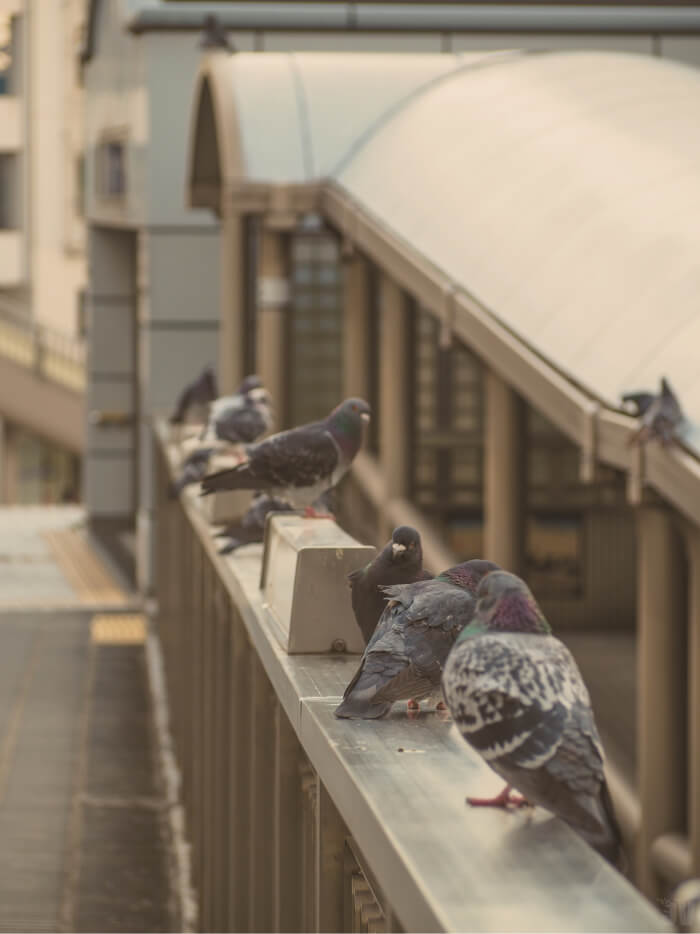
[200,398,370,512]
[348,526,432,645]
[200,14,235,52]
[169,365,218,426]
[626,376,683,447]
[441,570,622,865]
[334,559,499,719]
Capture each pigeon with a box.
[200,14,235,53]
[348,526,432,645]
[620,391,655,417]
[334,559,499,720]
[203,386,273,446]
[170,446,216,499]
[169,365,218,426]
[441,570,622,865]
[200,398,370,513]
[626,377,683,447]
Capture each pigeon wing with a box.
[216,405,268,444]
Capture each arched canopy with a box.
[188,48,700,472]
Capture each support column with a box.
[483,368,525,574]
[636,506,686,896]
[378,274,409,540]
[342,254,370,401]
[257,226,290,428]
[686,526,700,876]
[1,420,17,504]
[219,198,244,394]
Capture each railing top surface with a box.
[160,428,670,933]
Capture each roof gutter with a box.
[127,3,700,36]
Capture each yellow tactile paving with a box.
[43,529,127,605]
[91,614,146,645]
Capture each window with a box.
[409,305,485,553]
[96,135,127,200]
[288,225,343,427]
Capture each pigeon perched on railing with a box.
[200,14,235,53]
[203,382,273,446]
[334,559,498,719]
[200,398,370,513]
[169,365,218,426]
[624,376,683,447]
[348,526,432,645]
[441,570,622,865]
[170,446,216,499]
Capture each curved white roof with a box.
[189,49,700,453]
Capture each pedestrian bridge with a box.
[0,307,85,452]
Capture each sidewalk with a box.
[0,507,176,933]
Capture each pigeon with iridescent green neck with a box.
[334,559,499,719]
[200,398,370,513]
[348,526,432,645]
[442,570,622,865]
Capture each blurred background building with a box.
[0,0,85,505]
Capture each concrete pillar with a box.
[256,226,290,428]
[342,254,370,401]
[687,526,700,876]
[483,368,525,574]
[636,506,686,896]
[219,199,244,394]
[378,274,409,516]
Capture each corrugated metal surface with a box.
[196,48,700,458]
[336,50,700,448]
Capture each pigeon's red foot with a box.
[407,698,420,711]
[303,506,336,519]
[436,700,447,710]
[467,784,531,809]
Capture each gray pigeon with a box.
[626,376,683,447]
[200,398,370,512]
[348,526,432,645]
[203,385,273,446]
[170,365,218,425]
[620,390,655,417]
[334,559,499,719]
[441,570,622,865]
[170,446,215,498]
[214,491,334,555]
[200,14,234,52]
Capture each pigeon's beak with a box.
[392,543,407,556]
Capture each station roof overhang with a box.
[187,48,700,528]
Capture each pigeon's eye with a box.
[351,403,359,411]
[408,542,415,550]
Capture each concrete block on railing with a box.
[260,514,375,654]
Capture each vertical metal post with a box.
[228,615,252,932]
[257,226,290,429]
[378,274,408,539]
[483,367,526,575]
[212,594,232,932]
[273,703,303,932]
[314,780,345,934]
[636,505,686,896]
[248,654,276,932]
[687,526,700,876]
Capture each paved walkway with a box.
[0,508,176,933]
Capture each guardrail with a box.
[152,422,669,933]
[0,304,85,393]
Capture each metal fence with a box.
[153,425,668,933]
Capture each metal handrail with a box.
[152,421,669,933]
